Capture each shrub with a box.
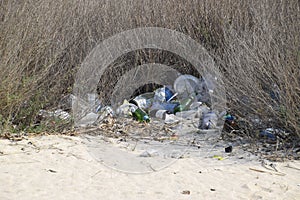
[0,0,299,137]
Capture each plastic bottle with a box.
[174,96,195,113]
[150,102,179,114]
[129,92,154,111]
[174,75,201,98]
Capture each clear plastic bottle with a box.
[174,95,195,113]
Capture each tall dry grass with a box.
[0,0,299,137]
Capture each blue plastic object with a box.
[165,87,174,102]
[260,129,276,140]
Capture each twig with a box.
[91,170,102,178]
[131,141,138,151]
[284,164,300,171]
[261,160,278,172]
[47,169,57,173]
[249,168,286,176]
[149,165,157,172]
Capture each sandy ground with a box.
[0,134,299,200]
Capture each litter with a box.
[139,149,159,157]
[98,106,114,119]
[174,95,195,113]
[223,114,239,132]
[77,112,99,127]
[153,86,174,102]
[74,73,224,131]
[213,155,225,160]
[225,146,233,153]
[116,101,137,117]
[38,109,70,121]
[129,92,153,111]
[132,107,150,123]
[151,109,168,120]
[202,112,218,129]
[150,102,179,114]
[175,110,199,120]
[54,109,71,120]
[260,128,277,140]
[174,74,201,98]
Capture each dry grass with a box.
[0,0,299,137]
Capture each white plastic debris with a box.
[175,110,199,120]
[38,109,70,121]
[164,114,180,124]
[139,149,159,157]
[116,101,137,117]
[130,93,153,111]
[202,112,218,129]
[189,101,202,110]
[77,112,99,127]
[154,110,168,120]
[153,87,166,102]
[54,109,71,120]
[202,73,217,91]
[174,75,201,97]
[97,106,114,122]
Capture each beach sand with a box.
[0,134,299,200]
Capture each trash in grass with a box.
[153,86,175,102]
[74,73,225,133]
[150,109,168,119]
[54,109,71,120]
[174,74,202,98]
[150,101,179,114]
[132,107,150,123]
[38,109,71,121]
[164,114,180,124]
[116,101,137,117]
[129,93,153,111]
[213,155,225,160]
[260,128,277,140]
[97,106,114,122]
[77,112,99,127]
[225,146,233,153]
[87,93,102,112]
[139,149,159,157]
[223,114,239,132]
[202,111,218,129]
[174,95,195,113]
[175,110,196,119]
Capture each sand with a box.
[0,134,299,200]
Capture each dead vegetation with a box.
[0,0,299,138]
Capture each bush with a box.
[0,0,299,137]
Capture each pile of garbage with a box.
[34,74,300,160]
[76,74,226,132]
